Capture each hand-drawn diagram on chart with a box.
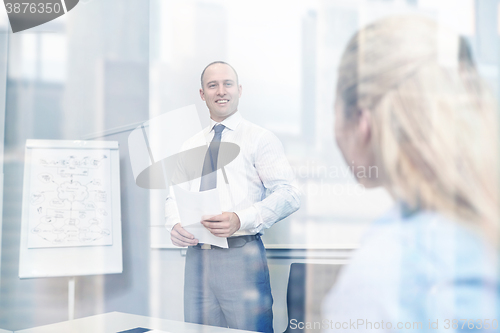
[27,148,113,248]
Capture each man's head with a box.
[200,61,242,122]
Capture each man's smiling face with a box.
[200,63,242,122]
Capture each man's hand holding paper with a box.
[170,224,198,247]
[173,185,229,248]
[201,212,240,238]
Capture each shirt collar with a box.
[209,111,243,132]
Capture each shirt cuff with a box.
[165,218,181,232]
[235,206,260,232]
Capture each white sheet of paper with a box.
[173,185,228,248]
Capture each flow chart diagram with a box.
[27,148,113,248]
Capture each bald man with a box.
[166,61,300,333]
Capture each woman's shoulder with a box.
[323,208,498,326]
[366,209,495,267]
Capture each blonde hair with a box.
[337,16,499,235]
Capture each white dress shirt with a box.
[165,111,300,236]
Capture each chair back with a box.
[283,263,343,333]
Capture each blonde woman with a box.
[323,16,499,332]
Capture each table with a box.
[14,312,255,333]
